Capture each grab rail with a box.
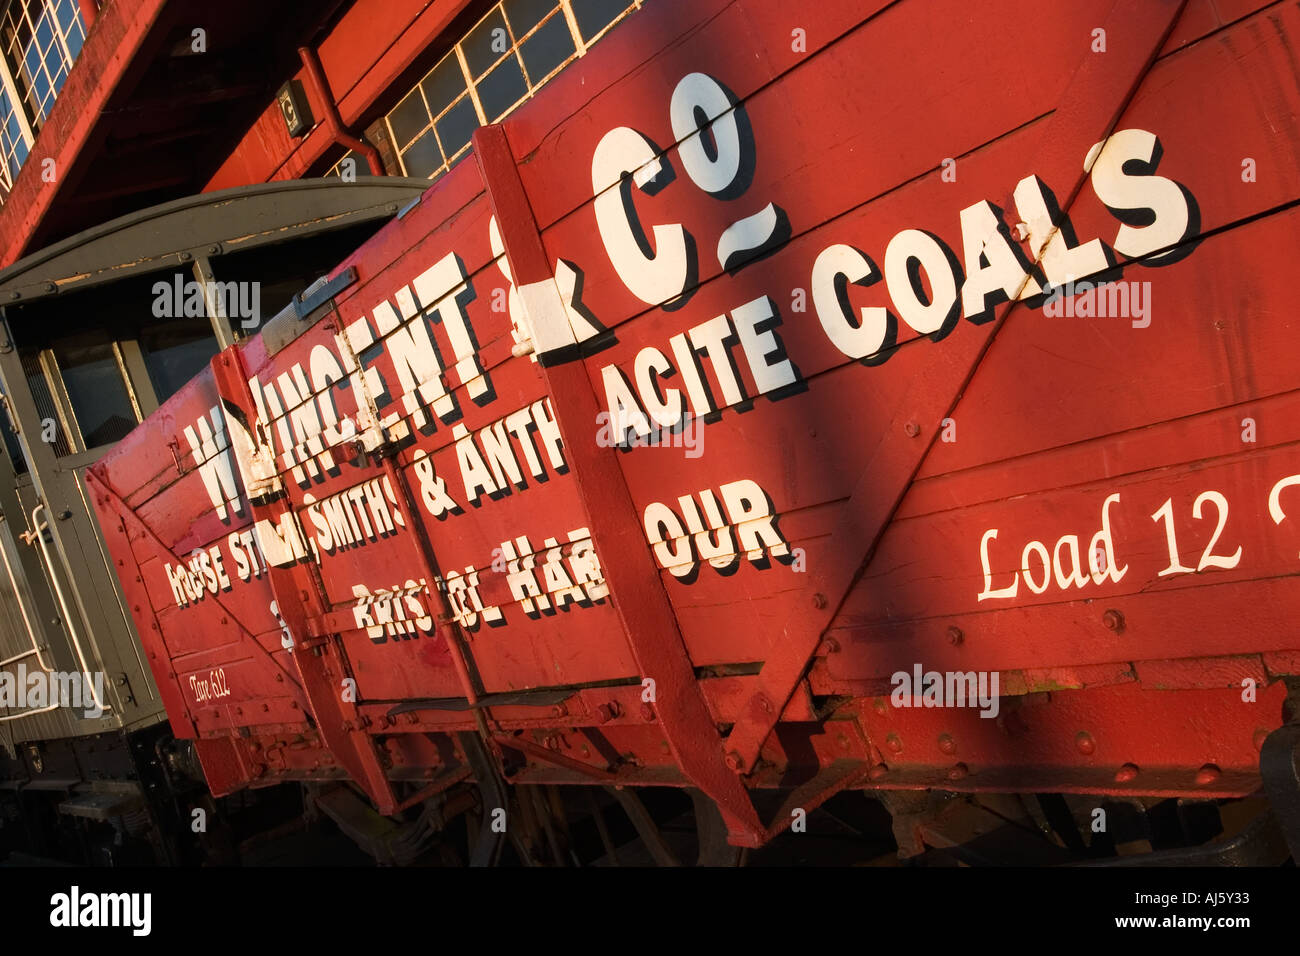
[0,515,59,722]
[24,504,110,714]
[0,516,52,671]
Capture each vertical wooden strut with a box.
[472,124,764,846]
[210,346,398,814]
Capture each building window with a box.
[0,85,29,184]
[384,0,643,180]
[1,0,85,125]
[0,0,85,190]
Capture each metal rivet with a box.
[903,421,921,437]
[1102,609,1124,632]
[947,625,963,645]
[937,733,956,755]
[947,762,969,780]
[1075,731,1096,755]
[1195,764,1221,786]
[1114,762,1140,783]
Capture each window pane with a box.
[56,0,77,32]
[388,87,430,150]
[401,127,444,179]
[477,56,527,121]
[20,351,70,457]
[35,17,52,56]
[570,0,631,42]
[420,54,466,116]
[520,13,574,83]
[505,0,558,35]
[462,8,509,78]
[32,74,51,118]
[64,22,82,59]
[55,341,137,448]
[12,14,32,50]
[138,317,219,403]
[435,96,478,160]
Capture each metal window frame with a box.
[385,0,643,181]
[4,0,78,123]
[0,0,85,186]
[34,347,84,452]
[0,43,33,188]
[34,335,151,456]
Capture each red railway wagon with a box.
[83,0,1300,863]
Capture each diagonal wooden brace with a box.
[723,0,1191,771]
[210,345,399,814]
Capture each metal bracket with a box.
[263,265,359,356]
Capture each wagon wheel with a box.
[604,786,681,866]
[688,789,745,867]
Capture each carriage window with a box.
[51,335,139,448]
[18,348,70,456]
[6,217,387,455]
[138,314,219,402]
[10,270,221,454]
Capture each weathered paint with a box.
[87,0,1300,846]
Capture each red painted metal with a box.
[206,0,476,187]
[297,46,384,177]
[83,0,1300,849]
